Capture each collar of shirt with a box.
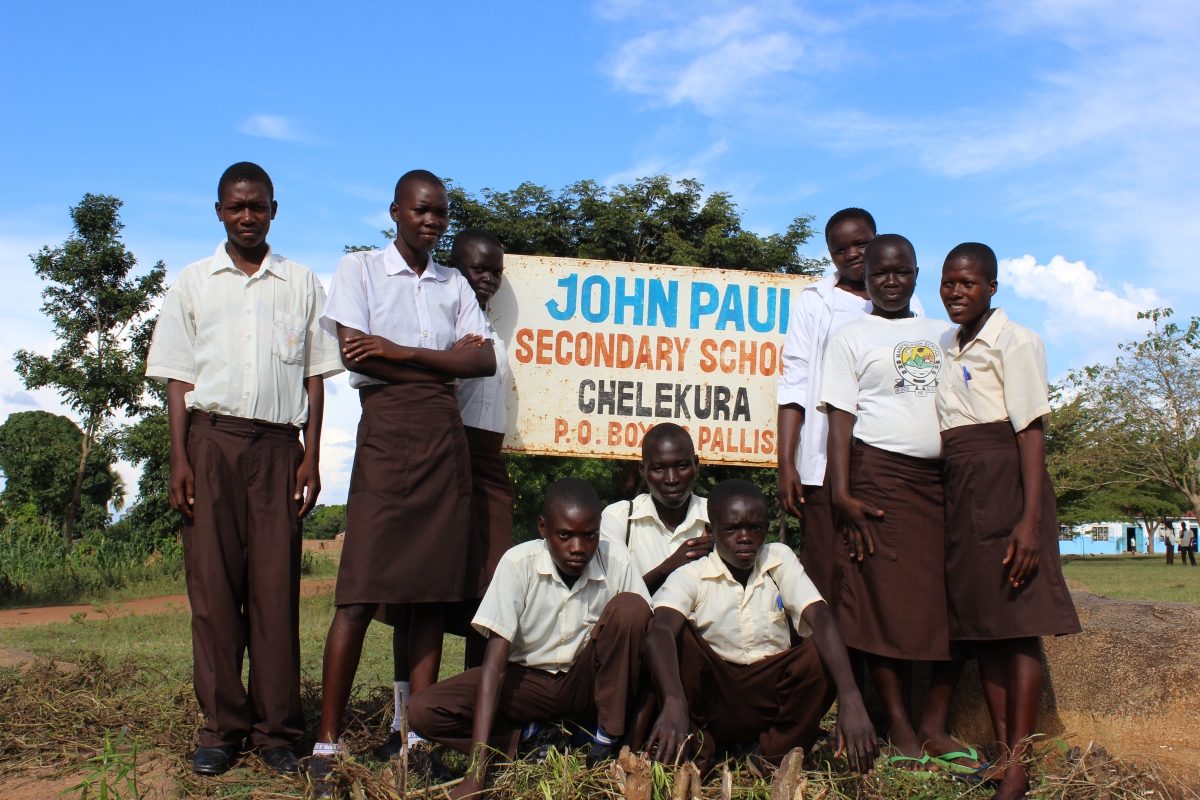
[695,547,783,602]
[534,540,607,594]
[208,241,288,282]
[628,493,708,533]
[947,307,1010,357]
[381,243,452,283]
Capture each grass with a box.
[1061,554,1200,604]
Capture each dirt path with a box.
[0,579,337,629]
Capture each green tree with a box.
[116,408,181,546]
[1055,309,1200,539]
[303,504,348,539]
[13,194,166,546]
[0,410,121,532]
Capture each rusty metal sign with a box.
[489,255,818,465]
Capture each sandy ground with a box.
[0,578,337,629]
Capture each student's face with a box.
[454,242,504,305]
[390,183,449,255]
[940,258,997,326]
[827,218,875,284]
[708,497,768,572]
[865,244,918,314]
[215,181,277,249]
[539,505,601,578]
[640,436,699,511]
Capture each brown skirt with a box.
[798,476,839,606]
[942,422,1082,640]
[835,441,952,661]
[462,426,515,598]
[336,383,472,606]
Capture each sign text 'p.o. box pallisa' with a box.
[489,255,817,466]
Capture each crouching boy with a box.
[409,478,652,799]
[644,480,879,775]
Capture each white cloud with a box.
[237,114,306,142]
[999,254,1161,342]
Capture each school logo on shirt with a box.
[893,341,942,396]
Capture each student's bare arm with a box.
[334,325,453,384]
[777,403,806,518]
[452,634,511,800]
[826,407,883,561]
[644,607,692,764]
[642,536,713,595]
[1008,418,1046,587]
[166,379,195,519]
[340,327,496,379]
[800,601,880,773]
[295,376,323,518]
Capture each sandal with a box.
[928,746,984,774]
[888,753,934,773]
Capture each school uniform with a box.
[936,309,1081,640]
[652,544,836,764]
[777,276,924,603]
[408,540,652,756]
[320,246,491,605]
[146,242,342,749]
[600,493,708,579]
[817,314,956,661]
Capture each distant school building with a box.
[1058,513,1198,555]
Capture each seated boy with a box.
[644,479,879,775]
[600,423,712,594]
[408,478,652,799]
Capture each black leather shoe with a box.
[517,726,568,763]
[375,730,405,761]
[304,753,337,799]
[261,746,299,775]
[410,741,455,784]
[585,741,616,769]
[192,745,236,776]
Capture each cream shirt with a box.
[777,275,924,485]
[652,543,824,665]
[456,316,509,433]
[319,245,492,390]
[936,308,1053,434]
[146,242,343,426]
[817,314,955,459]
[599,493,709,579]
[472,539,651,673]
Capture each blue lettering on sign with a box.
[748,286,776,333]
[716,285,745,331]
[614,277,645,325]
[689,282,720,329]
[581,275,611,323]
[546,274,578,320]
[779,288,791,334]
[647,279,678,327]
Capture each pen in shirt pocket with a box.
[962,366,971,389]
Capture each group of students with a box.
[145,161,1080,800]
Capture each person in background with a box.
[1180,524,1196,566]
[1165,524,1176,565]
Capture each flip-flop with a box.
[887,753,935,774]
[928,746,984,774]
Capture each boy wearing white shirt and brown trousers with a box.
[643,480,878,775]
[409,479,652,800]
[147,162,343,776]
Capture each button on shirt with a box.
[472,539,651,673]
[599,493,709,579]
[936,308,1053,434]
[319,246,492,390]
[776,276,924,485]
[653,544,824,665]
[145,242,343,426]
[456,316,509,433]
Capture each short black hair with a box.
[542,477,601,518]
[707,479,766,517]
[450,228,503,265]
[944,242,998,282]
[825,208,876,244]
[641,423,694,459]
[864,233,916,270]
[394,169,446,202]
[218,161,274,201]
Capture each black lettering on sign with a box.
[635,383,653,417]
[694,384,712,420]
[674,384,691,420]
[617,381,634,416]
[597,380,616,415]
[713,386,732,420]
[655,383,673,418]
[578,379,596,414]
[733,387,751,421]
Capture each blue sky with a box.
[2,0,1196,505]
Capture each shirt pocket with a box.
[272,313,307,365]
